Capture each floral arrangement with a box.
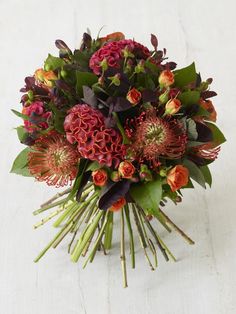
[11,31,225,287]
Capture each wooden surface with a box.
[0,0,235,313]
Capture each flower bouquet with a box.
[11,30,225,287]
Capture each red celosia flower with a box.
[89,39,150,75]
[28,132,79,187]
[64,104,105,144]
[126,111,187,166]
[64,104,126,169]
[22,101,51,133]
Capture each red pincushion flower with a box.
[28,132,79,187]
[126,111,187,166]
[64,104,126,168]
[64,104,105,144]
[89,39,150,75]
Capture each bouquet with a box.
[11,30,226,287]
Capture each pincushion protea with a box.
[126,111,187,166]
[28,132,79,187]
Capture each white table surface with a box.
[0,0,235,313]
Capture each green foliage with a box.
[186,118,198,140]
[178,91,200,106]
[200,165,212,187]
[10,147,32,177]
[183,159,206,188]
[206,122,226,147]
[11,109,30,121]
[130,178,162,214]
[47,102,66,133]
[44,54,65,71]
[174,62,197,88]
[76,71,98,96]
[16,126,28,143]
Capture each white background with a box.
[0,0,235,313]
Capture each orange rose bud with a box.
[109,197,126,212]
[167,165,189,192]
[35,68,57,87]
[92,169,108,187]
[159,70,174,87]
[126,88,142,105]
[165,98,181,115]
[100,32,125,44]
[118,161,135,179]
[199,98,217,122]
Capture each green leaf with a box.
[183,159,206,188]
[200,165,212,187]
[47,102,66,133]
[178,91,200,106]
[182,178,194,189]
[130,178,162,214]
[187,141,205,148]
[10,147,32,177]
[186,118,198,140]
[16,126,28,142]
[11,109,30,121]
[87,161,101,171]
[174,62,197,88]
[44,54,65,71]
[205,122,226,147]
[76,72,98,97]
[73,50,90,68]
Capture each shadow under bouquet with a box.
[11,31,226,287]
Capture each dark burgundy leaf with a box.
[165,61,177,70]
[196,122,213,142]
[98,180,131,210]
[188,155,208,166]
[201,91,217,99]
[55,80,72,92]
[55,40,72,54]
[151,34,158,51]
[76,171,91,202]
[142,89,157,102]
[82,86,97,108]
[113,97,132,112]
[105,115,116,128]
[80,33,92,50]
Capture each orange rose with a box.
[35,68,57,87]
[118,161,135,179]
[199,98,217,122]
[165,99,181,115]
[100,32,125,44]
[92,169,108,187]
[109,197,126,212]
[167,165,189,192]
[126,88,142,105]
[159,70,174,87]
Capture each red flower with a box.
[28,132,79,187]
[89,39,150,75]
[118,161,135,178]
[22,101,51,133]
[167,165,189,192]
[159,70,175,87]
[126,111,187,166]
[126,88,142,105]
[64,104,105,144]
[64,104,126,169]
[192,142,220,161]
[109,197,126,212]
[92,169,108,187]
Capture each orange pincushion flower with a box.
[109,197,126,212]
[167,165,189,192]
[28,132,79,187]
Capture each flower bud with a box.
[134,60,145,73]
[110,171,121,182]
[159,70,174,87]
[159,90,169,104]
[92,169,108,187]
[118,161,135,179]
[100,58,108,72]
[108,73,121,86]
[126,88,142,106]
[109,197,126,212]
[122,46,134,59]
[165,98,181,115]
[159,169,167,177]
[27,90,34,101]
[140,164,153,181]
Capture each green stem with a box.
[112,112,130,144]
[124,205,135,269]
[104,211,114,250]
[120,208,128,288]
